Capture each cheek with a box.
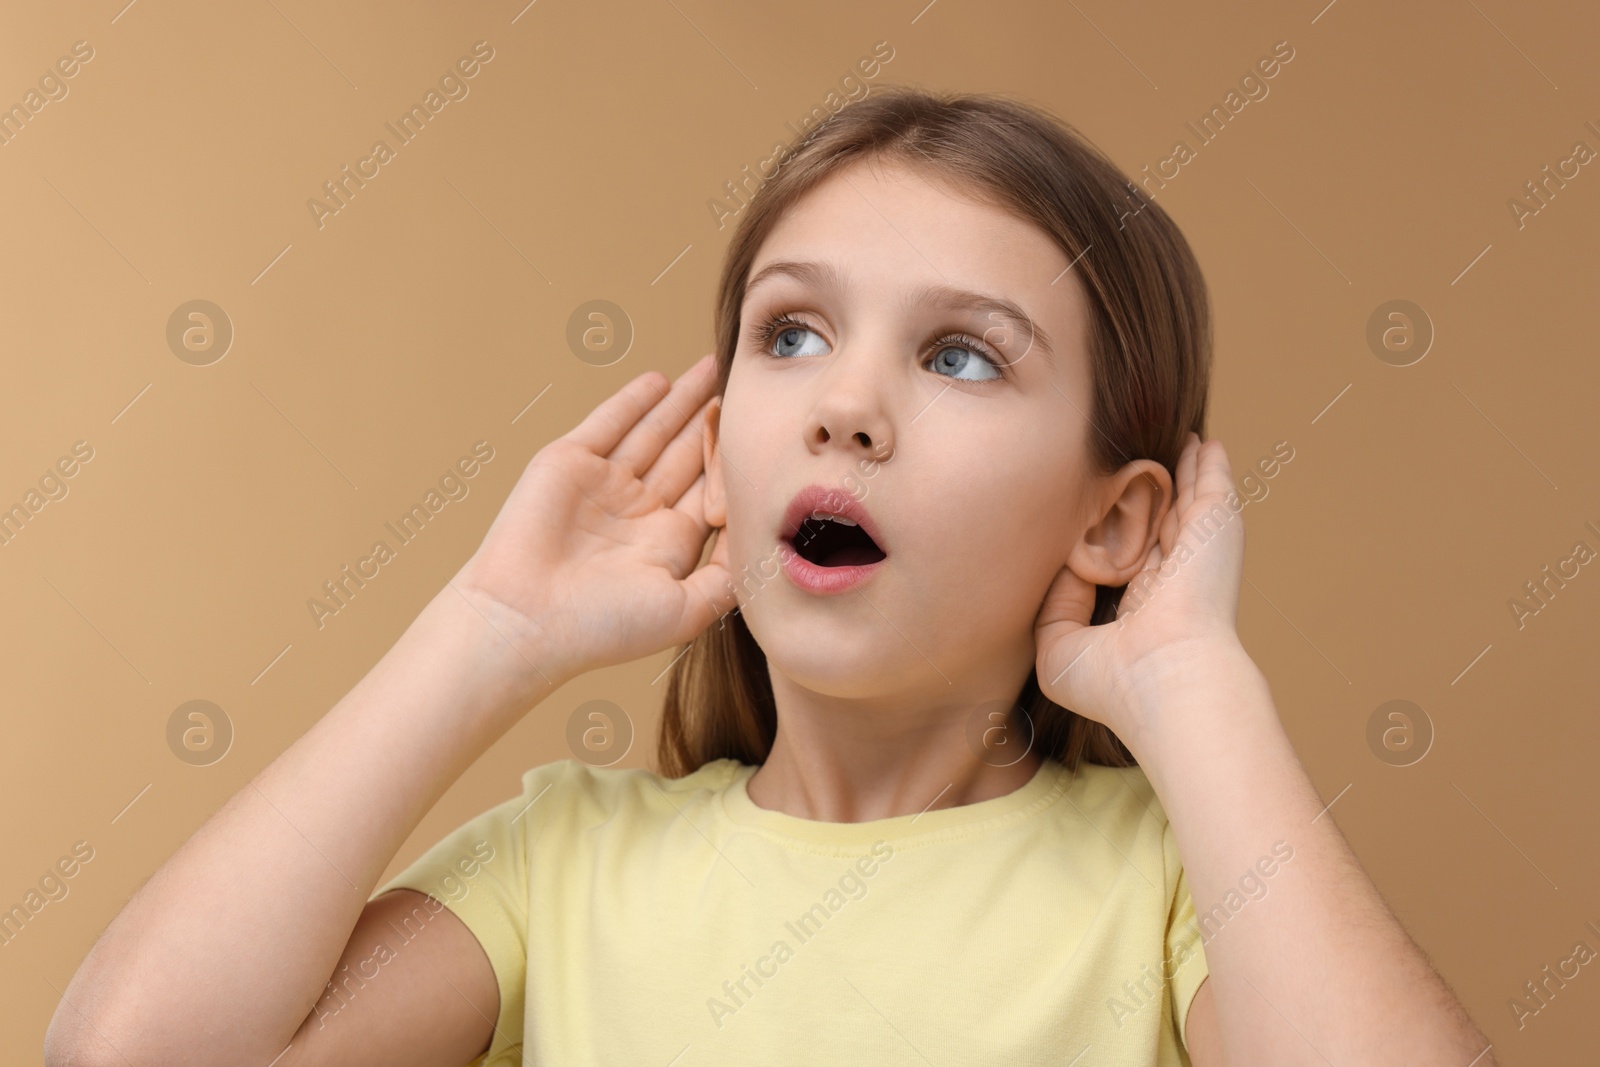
[950,459,1082,609]
[942,435,1078,542]
[903,459,1067,587]
[716,409,781,564]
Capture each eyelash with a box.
[750,311,1006,380]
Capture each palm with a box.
[452,356,736,685]
[1033,434,1245,744]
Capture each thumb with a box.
[679,528,739,637]
[708,523,730,572]
[1034,561,1098,636]
[1033,563,1100,709]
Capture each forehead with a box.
[758,156,1071,276]
[745,157,1087,358]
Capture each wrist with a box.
[1116,634,1271,764]
[427,580,580,714]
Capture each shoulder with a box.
[1047,759,1186,887]
[1055,758,1170,832]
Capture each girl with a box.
[48,87,1494,1067]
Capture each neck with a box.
[745,691,1045,822]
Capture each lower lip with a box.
[779,541,886,595]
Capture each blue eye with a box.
[928,338,1003,382]
[750,312,1005,382]
[763,317,830,359]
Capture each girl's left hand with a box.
[1031,432,1248,754]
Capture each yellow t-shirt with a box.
[373,755,1209,1066]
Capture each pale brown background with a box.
[3,0,1597,1062]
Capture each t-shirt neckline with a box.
[717,756,1071,850]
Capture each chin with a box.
[745,613,916,696]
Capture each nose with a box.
[805,349,895,465]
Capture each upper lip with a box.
[780,484,889,555]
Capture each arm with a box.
[45,354,733,1066]
[1135,644,1493,1067]
[44,585,571,1067]
[274,887,504,1065]
[1033,431,1493,1067]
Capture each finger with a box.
[1034,562,1098,634]
[644,395,714,507]
[1158,491,1180,559]
[708,522,729,572]
[678,558,740,637]
[671,470,708,528]
[608,354,719,479]
[1193,438,1236,508]
[562,368,674,456]
[1176,431,1200,517]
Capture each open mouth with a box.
[779,485,890,575]
[788,514,887,568]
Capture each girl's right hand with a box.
[449,353,737,692]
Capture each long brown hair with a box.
[658,85,1211,777]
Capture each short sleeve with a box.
[1162,818,1210,1051]
[372,766,543,1066]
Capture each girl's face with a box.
[703,155,1112,703]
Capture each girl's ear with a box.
[1066,459,1171,587]
[702,394,727,528]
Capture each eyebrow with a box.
[743,259,1055,367]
